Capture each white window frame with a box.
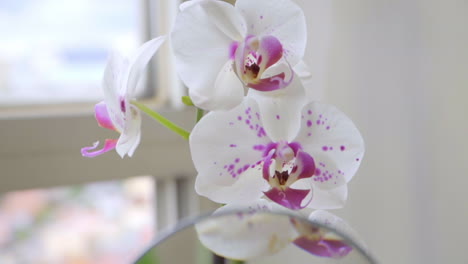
[0,0,209,229]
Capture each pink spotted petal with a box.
[258,35,283,69]
[293,237,352,258]
[264,187,310,210]
[81,139,118,158]
[94,102,116,131]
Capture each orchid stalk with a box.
[81,0,368,262]
[132,100,190,140]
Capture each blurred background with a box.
[0,0,467,263]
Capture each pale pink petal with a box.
[172,0,247,110]
[81,139,118,158]
[190,98,272,203]
[235,0,306,66]
[94,102,116,131]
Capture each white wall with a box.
[296,0,468,263]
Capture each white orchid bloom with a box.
[196,200,360,260]
[171,0,307,111]
[81,36,166,158]
[196,199,297,260]
[292,210,361,258]
[190,88,364,210]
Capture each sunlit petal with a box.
[125,36,166,95]
[235,0,306,66]
[172,0,247,110]
[190,60,244,111]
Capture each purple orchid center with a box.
[233,35,292,92]
[120,97,127,113]
[290,218,353,258]
[260,141,315,210]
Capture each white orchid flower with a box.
[171,0,307,111]
[196,200,360,260]
[190,90,364,210]
[292,210,362,258]
[196,199,296,260]
[81,36,166,158]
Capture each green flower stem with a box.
[229,260,245,264]
[132,101,190,140]
[196,108,205,123]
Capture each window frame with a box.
[0,0,189,193]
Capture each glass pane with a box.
[135,211,377,264]
[0,0,144,105]
[0,176,156,264]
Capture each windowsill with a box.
[0,107,195,193]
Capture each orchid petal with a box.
[308,210,355,240]
[249,73,286,92]
[81,139,118,158]
[257,35,283,69]
[307,185,348,210]
[264,187,310,210]
[260,56,293,81]
[196,199,297,260]
[190,98,272,203]
[102,51,127,130]
[248,78,306,142]
[294,102,364,192]
[94,102,116,131]
[115,104,142,158]
[125,36,166,95]
[291,210,359,258]
[190,60,244,111]
[179,0,205,11]
[294,151,316,181]
[195,165,269,204]
[308,210,366,252]
[172,0,247,110]
[294,237,352,258]
[235,0,306,66]
[293,60,312,79]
